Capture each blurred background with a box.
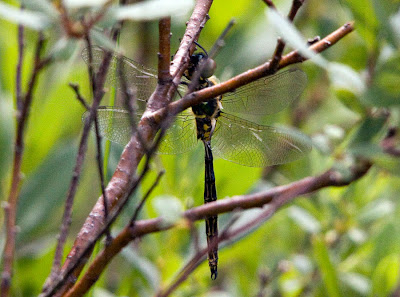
[1,0,400,296]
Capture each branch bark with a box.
[41,4,353,296]
[1,31,50,297]
[65,159,372,297]
[41,2,214,296]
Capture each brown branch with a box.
[42,16,353,297]
[62,159,371,297]
[62,171,164,297]
[163,21,354,120]
[1,31,49,297]
[41,38,113,296]
[158,17,172,84]
[41,3,214,296]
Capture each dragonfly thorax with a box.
[192,97,222,142]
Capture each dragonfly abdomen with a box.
[204,141,218,280]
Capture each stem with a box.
[1,31,48,297]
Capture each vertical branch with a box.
[158,17,172,83]
[1,30,49,297]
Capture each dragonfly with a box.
[82,46,311,280]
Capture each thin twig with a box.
[93,115,112,243]
[43,35,113,296]
[208,18,236,59]
[42,157,149,297]
[129,171,165,226]
[61,173,164,297]
[1,30,48,297]
[86,33,113,243]
[268,0,305,71]
[69,83,90,110]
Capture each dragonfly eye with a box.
[200,58,217,79]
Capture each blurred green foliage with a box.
[1,0,400,296]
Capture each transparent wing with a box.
[84,107,198,154]
[157,111,198,154]
[82,46,158,102]
[212,112,312,167]
[221,68,307,116]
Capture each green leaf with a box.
[121,248,161,290]
[0,2,50,30]
[16,141,77,242]
[358,199,395,223]
[327,63,365,95]
[312,235,342,297]
[49,37,79,61]
[89,30,118,52]
[267,8,327,68]
[288,206,321,234]
[363,53,400,107]
[346,116,387,149]
[390,8,400,45]
[64,0,109,9]
[92,288,115,297]
[268,9,365,96]
[152,195,183,226]
[373,153,400,176]
[0,98,14,185]
[115,0,194,21]
[343,0,379,49]
[340,272,371,295]
[20,0,59,21]
[372,254,400,297]
[278,266,303,297]
[334,89,366,115]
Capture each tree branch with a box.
[41,3,213,296]
[164,21,354,119]
[60,159,371,297]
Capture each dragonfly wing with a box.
[221,68,307,116]
[157,109,199,154]
[212,113,312,167]
[82,46,158,102]
[84,107,198,154]
[89,107,138,145]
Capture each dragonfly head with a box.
[186,52,216,80]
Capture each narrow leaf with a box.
[267,9,365,95]
[267,9,328,68]
[152,195,183,226]
[328,62,366,95]
[312,235,342,297]
[115,0,194,21]
[21,0,59,21]
[64,0,109,9]
[288,206,321,234]
[0,3,50,30]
